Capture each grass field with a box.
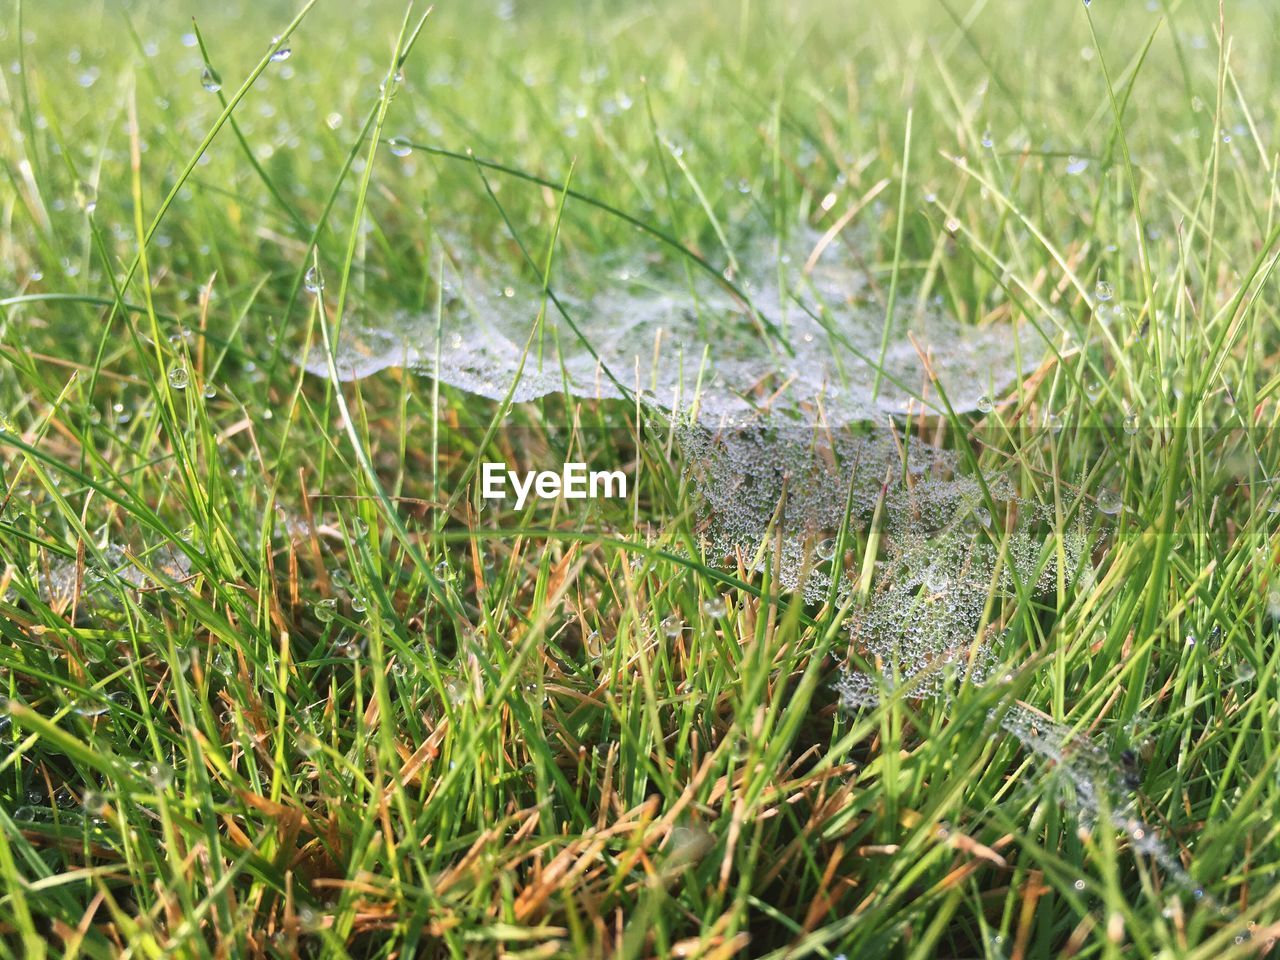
[4,0,1280,956]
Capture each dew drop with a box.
[270,47,292,63]
[388,136,413,158]
[1095,279,1114,302]
[1066,156,1089,175]
[443,677,466,705]
[315,598,337,623]
[75,181,97,215]
[702,596,727,618]
[1097,488,1122,515]
[660,615,683,638]
[147,761,175,790]
[304,265,324,294]
[976,394,993,414]
[1123,413,1140,436]
[167,364,190,390]
[200,66,222,93]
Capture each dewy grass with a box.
[3,0,1280,957]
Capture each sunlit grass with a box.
[2,0,1280,957]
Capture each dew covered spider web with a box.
[305,228,1040,423]
[306,224,1082,703]
[304,220,1205,900]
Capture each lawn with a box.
[3,0,1280,957]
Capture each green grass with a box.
[3,0,1280,956]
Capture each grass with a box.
[3,0,1280,956]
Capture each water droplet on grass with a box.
[1097,489,1122,515]
[702,596,727,618]
[977,394,993,413]
[304,265,323,293]
[1123,413,1140,435]
[167,364,189,390]
[270,47,292,62]
[200,66,222,93]
[315,598,337,623]
[334,637,363,659]
[1095,279,1113,302]
[76,181,97,214]
[443,677,466,705]
[145,760,175,791]
[1066,156,1089,175]
[661,615,683,638]
[388,136,412,157]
